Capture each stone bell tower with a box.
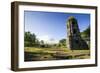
[67,16,89,50]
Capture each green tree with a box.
[40,40,44,44]
[81,26,90,38]
[40,40,45,48]
[35,39,40,47]
[59,39,66,48]
[81,26,90,47]
[24,31,36,47]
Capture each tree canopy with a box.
[81,26,90,38]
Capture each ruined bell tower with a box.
[67,16,89,50]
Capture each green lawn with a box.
[24,47,90,61]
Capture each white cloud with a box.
[37,35,59,44]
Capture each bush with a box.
[24,42,30,47]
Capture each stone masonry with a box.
[67,16,89,50]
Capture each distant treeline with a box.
[24,26,90,48]
[24,32,66,48]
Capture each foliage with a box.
[81,26,90,47]
[24,31,68,48]
[59,39,66,48]
[81,26,90,38]
[24,31,37,47]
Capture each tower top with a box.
[67,16,77,22]
[67,16,77,27]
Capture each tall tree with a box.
[24,31,36,47]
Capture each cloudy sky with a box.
[24,11,90,44]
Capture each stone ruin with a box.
[67,16,89,50]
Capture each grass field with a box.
[24,47,90,61]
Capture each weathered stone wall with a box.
[67,16,89,50]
